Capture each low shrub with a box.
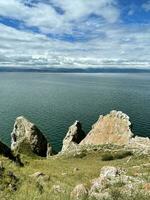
[113,151,133,160]
[101,151,133,161]
[101,153,114,161]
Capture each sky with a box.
[0,0,150,68]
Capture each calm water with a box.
[0,73,150,152]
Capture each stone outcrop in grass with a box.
[11,116,52,157]
[70,165,149,200]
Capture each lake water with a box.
[0,73,150,152]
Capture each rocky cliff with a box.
[2,110,148,158]
[80,110,133,146]
[61,121,86,152]
[0,110,149,200]
[11,116,52,157]
[59,110,150,155]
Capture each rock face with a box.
[80,110,133,146]
[61,121,86,152]
[11,116,51,157]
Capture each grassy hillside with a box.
[0,146,150,200]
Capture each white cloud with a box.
[142,1,150,11]
[0,0,120,34]
[51,0,119,23]
[0,1,149,68]
[0,23,150,68]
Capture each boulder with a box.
[89,166,122,198]
[70,184,88,200]
[100,166,122,178]
[80,110,133,146]
[29,172,46,179]
[11,116,52,157]
[51,185,65,194]
[61,121,86,152]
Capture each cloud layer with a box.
[0,0,150,68]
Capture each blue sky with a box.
[0,0,150,68]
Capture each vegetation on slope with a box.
[0,146,150,200]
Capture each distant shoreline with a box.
[0,67,150,73]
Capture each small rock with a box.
[51,185,64,194]
[29,172,50,182]
[70,184,88,200]
[100,166,122,178]
[89,191,111,200]
[29,172,45,178]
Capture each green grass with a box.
[0,148,149,200]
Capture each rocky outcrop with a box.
[88,166,145,200]
[61,121,86,153]
[70,165,148,200]
[11,116,52,157]
[80,110,133,146]
[60,110,150,155]
[128,136,150,154]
